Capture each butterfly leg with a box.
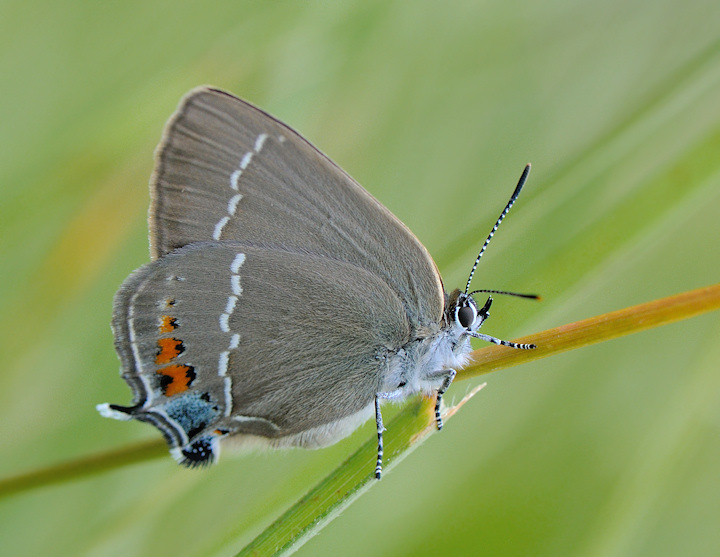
[374,389,402,480]
[425,369,457,430]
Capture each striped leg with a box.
[433,369,456,430]
[469,332,536,350]
[374,395,384,479]
[373,389,402,480]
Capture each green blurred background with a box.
[2,1,720,556]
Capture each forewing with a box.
[110,242,411,460]
[149,87,444,328]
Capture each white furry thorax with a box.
[383,323,473,399]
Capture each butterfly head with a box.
[441,164,539,352]
[446,289,489,337]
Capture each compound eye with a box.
[457,305,476,329]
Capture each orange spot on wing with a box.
[156,337,184,364]
[159,315,178,333]
[156,364,196,396]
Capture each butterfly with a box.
[98,87,536,478]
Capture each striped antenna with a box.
[464,163,531,294]
[469,288,540,300]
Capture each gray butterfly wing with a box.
[107,242,411,465]
[149,87,444,330]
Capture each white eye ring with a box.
[456,303,476,329]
